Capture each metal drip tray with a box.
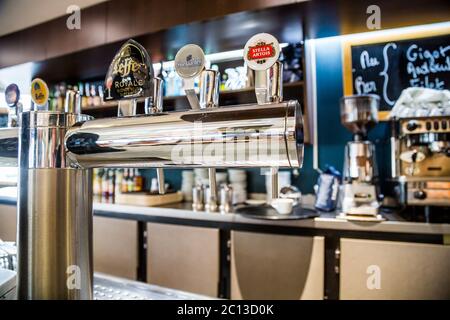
[235,205,319,220]
[1,271,213,300]
[94,273,213,300]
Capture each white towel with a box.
[389,87,450,118]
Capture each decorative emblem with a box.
[104,39,154,101]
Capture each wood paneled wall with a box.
[0,0,300,69]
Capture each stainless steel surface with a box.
[94,273,213,300]
[340,94,379,136]
[192,185,204,211]
[118,99,137,117]
[145,77,164,115]
[219,184,233,214]
[7,104,22,128]
[64,90,81,114]
[340,95,380,217]
[156,168,165,194]
[343,141,377,182]
[0,269,16,299]
[270,168,279,199]
[17,169,93,299]
[20,111,92,169]
[0,127,18,167]
[255,61,283,105]
[267,61,283,103]
[393,116,450,206]
[206,168,218,212]
[17,111,94,300]
[199,69,220,109]
[65,100,304,169]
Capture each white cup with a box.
[271,198,294,215]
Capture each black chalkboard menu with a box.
[343,30,450,111]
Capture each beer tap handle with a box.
[244,33,282,105]
[145,77,164,114]
[4,83,22,127]
[117,99,137,117]
[174,44,206,111]
[65,90,81,114]
[207,168,218,212]
[144,77,166,194]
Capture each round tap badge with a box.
[31,78,49,106]
[4,83,20,107]
[244,33,280,71]
[174,44,206,79]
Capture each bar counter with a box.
[0,187,448,236]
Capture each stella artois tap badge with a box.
[244,33,280,71]
[104,39,154,101]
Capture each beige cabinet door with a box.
[0,204,16,242]
[231,231,324,300]
[340,238,450,299]
[147,223,220,298]
[93,216,138,280]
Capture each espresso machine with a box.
[0,35,304,299]
[392,116,450,207]
[339,94,382,220]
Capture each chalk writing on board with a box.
[379,43,397,106]
[349,34,450,110]
[406,44,450,89]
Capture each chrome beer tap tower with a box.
[0,35,304,299]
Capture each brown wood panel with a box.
[186,0,299,22]
[44,3,107,59]
[106,0,134,42]
[231,232,324,300]
[147,223,220,297]
[0,0,301,68]
[93,216,138,280]
[132,0,188,37]
[0,204,16,242]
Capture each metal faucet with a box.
[0,37,304,300]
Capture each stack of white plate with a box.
[228,169,247,204]
[194,168,209,186]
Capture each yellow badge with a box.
[31,78,49,106]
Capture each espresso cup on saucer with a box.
[271,198,294,215]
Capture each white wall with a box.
[0,0,109,37]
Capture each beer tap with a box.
[174,44,221,211]
[244,33,283,200]
[145,77,166,194]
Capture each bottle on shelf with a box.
[134,169,143,192]
[102,169,109,198]
[115,169,123,196]
[107,169,115,198]
[121,168,129,193]
[127,168,135,192]
[86,82,92,107]
[92,84,101,107]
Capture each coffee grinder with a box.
[339,94,382,221]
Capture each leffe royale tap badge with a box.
[174,44,205,79]
[4,83,20,106]
[244,33,280,71]
[30,78,49,106]
[104,39,154,101]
